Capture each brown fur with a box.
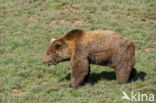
[43,29,136,89]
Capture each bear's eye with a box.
[47,53,50,55]
[55,43,62,50]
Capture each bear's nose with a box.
[48,61,52,66]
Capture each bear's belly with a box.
[89,51,112,65]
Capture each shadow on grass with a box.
[60,71,146,85]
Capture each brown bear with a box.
[43,29,136,89]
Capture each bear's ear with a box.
[50,38,56,43]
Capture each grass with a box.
[0,0,156,103]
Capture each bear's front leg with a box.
[69,55,89,89]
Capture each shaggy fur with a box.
[43,29,136,89]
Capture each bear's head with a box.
[43,38,70,66]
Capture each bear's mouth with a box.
[48,60,57,66]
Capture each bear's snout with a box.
[43,58,52,66]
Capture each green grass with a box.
[0,0,156,103]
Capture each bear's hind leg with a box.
[115,66,132,84]
[113,43,135,84]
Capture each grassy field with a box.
[0,0,156,103]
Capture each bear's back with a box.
[63,29,133,54]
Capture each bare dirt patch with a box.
[11,89,24,96]
[73,20,90,25]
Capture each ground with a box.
[0,0,156,103]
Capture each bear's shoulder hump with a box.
[64,29,84,39]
